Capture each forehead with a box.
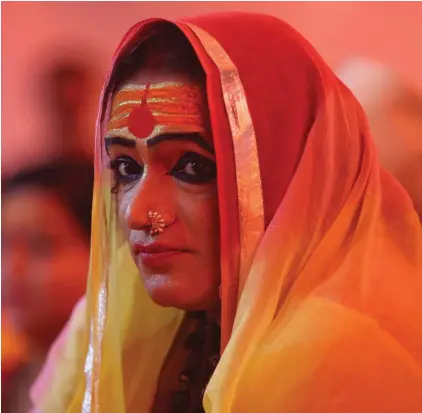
[106,72,209,143]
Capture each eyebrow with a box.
[147,133,214,154]
[104,133,214,154]
[105,136,136,151]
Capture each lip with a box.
[132,242,192,267]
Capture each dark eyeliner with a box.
[170,152,217,184]
[108,156,143,192]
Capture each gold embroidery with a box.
[184,24,265,296]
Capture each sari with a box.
[32,12,422,413]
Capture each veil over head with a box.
[34,12,422,413]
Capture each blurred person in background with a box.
[1,159,93,413]
[41,59,98,160]
[1,55,100,182]
[338,58,422,220]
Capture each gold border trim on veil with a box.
[81,22,265,413]
[184,23,265,294]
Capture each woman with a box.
[338,58,422,220]
[2,159,93,413]
[31,12,422,413]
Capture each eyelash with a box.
[108,152,216,192]
[108,156,141,193]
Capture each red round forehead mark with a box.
[127,106,156,139]
[127,82,156,139]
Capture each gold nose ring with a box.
[148,210,165,236]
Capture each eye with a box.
[108,156,143,191]
[117,161,134,177]
[170,152,216,184]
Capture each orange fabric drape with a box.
[32,12,422,413]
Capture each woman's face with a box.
[2,187,89,343]
[106,69,220,312]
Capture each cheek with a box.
[117,190,134,234]
[177,186,219,249]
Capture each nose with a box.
[124,172,175,234]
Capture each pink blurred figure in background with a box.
[338,58,422,220]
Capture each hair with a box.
[2,159,94,240]
[111,24,204,90]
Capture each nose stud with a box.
[148,210,165,236]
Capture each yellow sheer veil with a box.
[35,14,422,413]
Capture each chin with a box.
[143,273,217,312]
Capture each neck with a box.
[207,304,221,326]
[187,304,221,326]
